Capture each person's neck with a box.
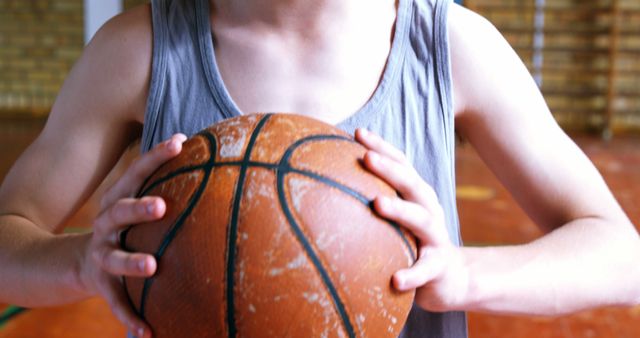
[211,0,394,38]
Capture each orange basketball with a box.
[121,113,417,337]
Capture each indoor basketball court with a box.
[1,0,640,337]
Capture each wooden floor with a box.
[0,116,639,337]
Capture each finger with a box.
[101,133,187,209]
[94,197,166,236]
[393,253,440,291]
[355,128,407,164]
[100,277,152,338]
[93,247,157,277]
[363,150,432,206]
[374,196,448,245]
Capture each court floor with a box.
[1,117,639,337]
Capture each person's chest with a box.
[210,21,396,125]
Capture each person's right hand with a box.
[80,134,187,338]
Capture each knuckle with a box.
[128,159,149,185]
[399,153,411,166]
[93,247,111,268]
[419,217,433,236]
[396,178,413,196]
[99,193,112,211]
[409,173,422,188]
[132,168,149,186]
[129,156,143,171]
[92,215,106,233]
[381,197,399,216]
[107,205,121,226]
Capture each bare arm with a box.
[449,4,640,315]
[0,5,169,335]
[357,4,640,317]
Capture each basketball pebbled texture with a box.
[121,113,417,338]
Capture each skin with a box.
[0,0,639,337]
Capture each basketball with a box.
[121,113,417,337]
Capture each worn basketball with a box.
[121,113,417,337]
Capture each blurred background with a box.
[0,0,639,337]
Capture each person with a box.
[1,0,638,337]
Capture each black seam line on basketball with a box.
[136,133,351,197]
[275,170,356,338]
[287,168,417,262]
[0,306,27,327]
[137,131,218,319]
[276,133,357,337]
[280,134,416,262]
[138,163,208,197]
[226,113,273,338]
[139,161,277,196]
[138,170,211,318]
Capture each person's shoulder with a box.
[447,3,524,116]
[78,4,153,123]
[87,4,152,70]
[448,3,501,43]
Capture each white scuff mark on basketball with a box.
[302,292,319,303]
[315,231,339,250]
[245,172,256,201]
[258,182,271,197]
[287,253,306,270]
[288,177,314,210]
[273,295,288,302]
[237,260,246,285]
[244,170,273,208]
[337,326,347,338]
[316,292,338,333]
[367,286,385,309]
[355,313,367,334]
[248,304,256,313]
[267,253,306,277]
[269,267,284,276]
[264,249,276,266]
[373,286,383,300]
[219,133,247,158]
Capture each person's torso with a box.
[142,0,466,336]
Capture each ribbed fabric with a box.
[141,0,466,336]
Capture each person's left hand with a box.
[355,128,470,312]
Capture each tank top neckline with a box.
[195,0,412,128]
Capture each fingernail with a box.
[368,151,379,162]
[138,259,146,272]
[137,327,145,337]
[359,128,368,136]
[146,202,155,215]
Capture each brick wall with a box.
[466,0,640,134]
[0,0,148,116]
[0,0,83,115]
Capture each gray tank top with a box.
[141,0,466,336]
